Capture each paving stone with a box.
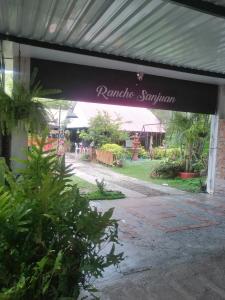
[67,156,225,299]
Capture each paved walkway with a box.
[66,155,225,300]
[95,194,225,300]
[66,154,186,198]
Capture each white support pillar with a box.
[207,114,219,194]
[12,54,30,171]
[207,85,225,194]
[3,41,30,171]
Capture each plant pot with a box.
[178,172,199,179]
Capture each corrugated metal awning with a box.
[1,0,225,76]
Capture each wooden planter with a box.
[96,150,114,166]
[178,172,199,179]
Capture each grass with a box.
[114,159,160,180]
[72,175,125,200]
[152,177,206,193]
[85,190,125,200]
[112,159,206,193]
[72,176,96,193]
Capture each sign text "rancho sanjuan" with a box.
[96,85,176,105]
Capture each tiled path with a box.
[67,156,225,299]
[96,195,225,300]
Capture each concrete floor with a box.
[96,194,225,300]
[67,156,225,299]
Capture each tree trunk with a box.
[187,144,193,172]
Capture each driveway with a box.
[67,156,225,299]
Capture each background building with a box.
[66,102,165,150]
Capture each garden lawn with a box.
[72,175,96,193]
[112,159,206,193]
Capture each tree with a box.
[166,112,210,172]
[79,111,128,147]
[0,80,58,167]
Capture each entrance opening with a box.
[2,0,225,295]
[30,58,217,195]
[1,48,222,300]
[36,97,212,196]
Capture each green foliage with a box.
[72,176,125,200]
[150,159,184,178]
[111,159,206,193]
[72,176,96,194]
[192,152,208,173]
[125,147,149,160]
[101,143,126,160]
[0,75,60,168]
[95,178,106,194]
[138,147,149,159]
[86,190,126,201]
[166,112,210,172]
[151,147,166,160]
[124,149,132,160]
[0,139,124,299]
[163,177,206,193]
[0,158,5,185]
[79,112,128,147]
[0,79,58,135]
[166,148,181,160]
[152,147,181,160]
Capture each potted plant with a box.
[0,77,58,168]
[167,112,209,179]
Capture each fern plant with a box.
[0,77,58,167]
[0,138,123,299]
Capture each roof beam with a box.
[170,0,225,19]
[0,32,225,79]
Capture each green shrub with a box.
[152,147,166,159]
[124,147,149,160]
[125,149,132,160]
[192,157,208,173]
[101,143,126,159]
[95,178,106,194]
[0,139,124,299]
[192,152,209,173]
[153,147,181,160]
[166,148,181,160]
[150,159,184,178]
[138,147,149,159]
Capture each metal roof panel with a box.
[1,0,225,74]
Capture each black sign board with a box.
[31,58,218,114]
